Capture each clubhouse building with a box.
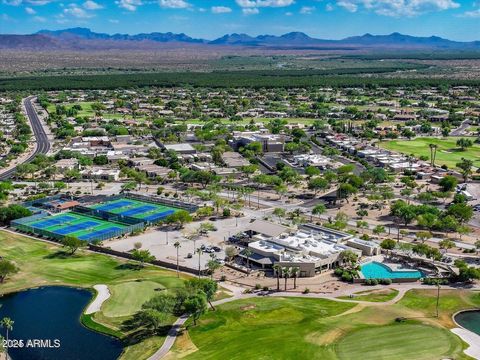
[241,222,380,277]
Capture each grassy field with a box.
[0,230,187,360]
[46,102,146,121]
[174,289,480,360]
[337,288,399,302]
[379,137,480,169]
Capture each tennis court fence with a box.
[122,193,198,213]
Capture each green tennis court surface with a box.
[91,198,180,222]
[25,212,127,241]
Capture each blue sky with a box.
[1,0,480,41]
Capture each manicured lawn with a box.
[0,231,187,360]
[337,288,399,302]
[102,280,165,318]
[379,137,480,169]
[337,323,460,360]
[185,297,355,360]
[180,290,475,360]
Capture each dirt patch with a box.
[240,304,257,311]
[163,331,199,360]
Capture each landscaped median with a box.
[0,230,187,360]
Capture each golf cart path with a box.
[85,284,110,314]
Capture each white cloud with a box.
[2,0,22,5]
[83,0,103,10]
[326,3,334,11]
[337,0,357,12]
[335,0,460,16]
[108,18,119,22]
[236,0,294,8]
[300,5,315,13]
[33,15,46,21]
[242,7,259,14]
[159,0,190,8]
[25,6,36,13]
[116,0,141,11]
[64,3,94,17]
[211,5,232,13]
[460,8,480,17]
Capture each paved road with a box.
[0,96,50,180]
[450,119,471,136]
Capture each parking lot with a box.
[106,215,254,271]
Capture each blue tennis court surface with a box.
[95,200,135,211]
[33,215,77,229]
[143,209,175,222]
[90,197,181,223]
[78,227,123,241]
[54,221,99,235]
[118,205,157,217]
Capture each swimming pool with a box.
[360,261,423,280]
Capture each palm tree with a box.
[428,143,438,167]
[290,266,300,289]
[196,248,203,278]
[283,267,290,291]
[243,248,253,272]
[174,241,181,278]
[272,264,281,291]
[1,317,14,358]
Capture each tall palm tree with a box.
[428,144,438,167]
[283,267,290,291]
[290,267,300,289]
[174,241,181,278]
[273,264,282,291]
[1,317,14,358]
[196,248,203,278]
[272,264,282,291]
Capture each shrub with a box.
[380,278,392,285]
[262,286,269,291]
[334,268,344,276]
[303,288,310,294]
[341,273,353,282]
[254,283,262,290]
[220,275,227,282]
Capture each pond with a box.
[0,286,123,360]
[455,310,480,335]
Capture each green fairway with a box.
[379,137,480,169]
[338,288,399,302]
[179,289,479,360]
[184,297,355,360]
[102,280,165,317]
[0,230,187,360]
[336,323,458,360]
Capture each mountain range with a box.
[1,27,480,50]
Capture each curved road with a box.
[0,96,50,180]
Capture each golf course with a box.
[0,230,187,360]
[166,289,480,360]
[379,137,480,169]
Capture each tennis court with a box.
[24,212,127,242]
[90,198,180,223]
